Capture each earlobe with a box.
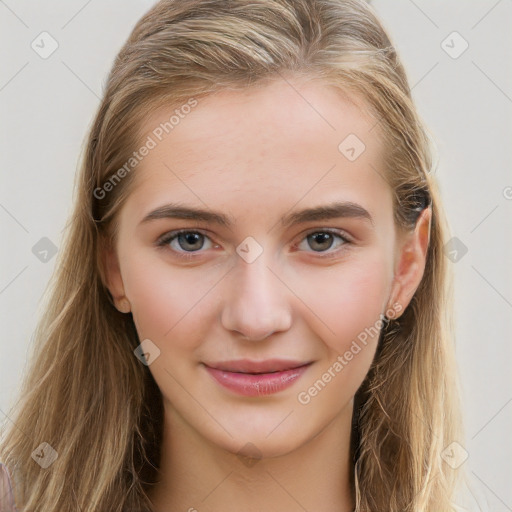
[115,297,132,313]
[386,207,432,317]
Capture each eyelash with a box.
[156,228,353,261]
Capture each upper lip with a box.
[204,359,313,374]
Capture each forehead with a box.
[124,78,390,223]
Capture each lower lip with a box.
[204,364,311,397]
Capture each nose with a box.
[220,254,292,341]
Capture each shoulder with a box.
[0,462,17,512]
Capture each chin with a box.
[224,435,302,461]
[205,419,312,461]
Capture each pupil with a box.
[309,232,333,251]
[179,232,203,251]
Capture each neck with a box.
[148,401,356,512]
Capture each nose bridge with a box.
[220,248,292,340]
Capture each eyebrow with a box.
[139,201,373,228]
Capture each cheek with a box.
[294,251,392,359]
[293,255,393,408]
[121,254,212,344]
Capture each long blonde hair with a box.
[1,1,466,510]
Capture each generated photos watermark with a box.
[93,97,198,200]
[297,302,402,405]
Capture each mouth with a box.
[203,358,313,374]
[202,359,314,397]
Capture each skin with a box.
[104,76,431,512]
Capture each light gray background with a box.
[1,1,511,510]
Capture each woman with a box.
[0,0,481,510]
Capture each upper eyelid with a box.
[296,228,352,247]
[157,228,215,245]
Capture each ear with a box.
[387,207,431,317]
[102,242,131,313]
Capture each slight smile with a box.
[202,359,314,397]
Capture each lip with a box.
[203,359,313,397]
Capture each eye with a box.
[296,229,351,256]
[157,229,216,256]
[156,228,352,260]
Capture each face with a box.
[105,77,428,459]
